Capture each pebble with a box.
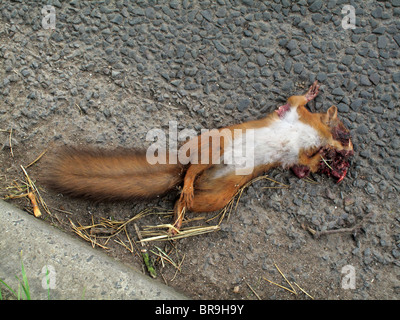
[286,39,298,51]
[201,10,213,22]
[365,183,376,195]
[337,103,349,113]
[110,14,123,25]
[213,40,229,54]
[309,0,323,13]
[284,59,292,73]
[256,54,267,67]
[21,68,31,77]
[293,63,303,74]
[360,75,372,86]
[369,73,380,85]
[393,72,400,83]
[377,36,388,49]
[332,87,345,96]
[350,99,363,111]
[237,98,251,112]
[356,124,369,134]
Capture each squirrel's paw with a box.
[305,80,319,102]
[181,185,194,208]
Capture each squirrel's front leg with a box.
[292,147,322,179]
[298,147,322,172]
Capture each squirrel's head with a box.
[320,105,353,153]
[319,105,354,183]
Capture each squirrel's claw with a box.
[305,80,320,102]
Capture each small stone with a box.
[238,98,251,112]
[393,72,400,83]
[369,73,380,85]
[312,13,323,23]
[256,54,267,67]
[170,79,181,87]
[394,34,400,47]
[242,0,254,6]
[213,40,229,54]
[282,80,294,92]
[176,44,186,58]
[337,103,349,113]
[360,75,372,86]
[372,27,385,35]
[284,59,292,73]
[372,106,384,114]
[356,124,369,134]
[111,14,123,24]
[341,55,353,66]
[377,36,388,49]
[111,70,121,78]
[169,0,179,9]
[293,62,303,74]
[201,10,213,22]
[392,249,400,259]
[350,98,363,111]
[21,68,31,77]
[392,0,400,7]
[332,87,345,96]
[145,7,156,19]
[371,7,382,18]
[286,39,298,51]
[51,32,63,42]
[344,197,355,206]
[316,72,327,82]
[309,0,323,13]
[365,183,376,194]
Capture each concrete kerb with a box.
[0,200,187,300]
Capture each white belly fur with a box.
[213,107,322,178]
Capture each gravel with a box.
[0,0,399,300]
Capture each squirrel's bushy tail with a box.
[43,147,184,201]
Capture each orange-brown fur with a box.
[43,81,353,233]
[44,148,184,201]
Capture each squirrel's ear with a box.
[326,106,338,121]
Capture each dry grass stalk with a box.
[26,147,48,168]
[321,156,333,170]
[2,180,29,200]
[148,244,186,281]
[2,166,51,218]
[139,174,288,242]
[245,281,261,300]
[274,263,297,294]
[303,176,319,184]
[263,277,296,295]
[263,264,314,299]
[20,165,52,217]
[151,246,179,269]
[69,218,109,250]
[9,128,14,157]
[140,224,220,242]
[67,208,156,254]
[0,128,14,157]
[294,282,314,300]
[68,174,289,251]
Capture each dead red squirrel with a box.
[44,81,354,233]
